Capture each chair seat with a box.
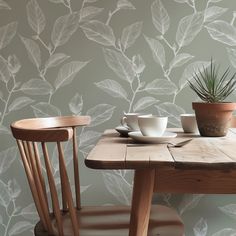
[35,205,184,236]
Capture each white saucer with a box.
[128,131,177,143]
[115,126,131,137]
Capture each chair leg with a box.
[129,169,155,236]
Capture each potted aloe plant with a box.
[188,59,236,137]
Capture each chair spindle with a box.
[42,142,64,236]
[57,142,79,236]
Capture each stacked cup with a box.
[121,113,168,137]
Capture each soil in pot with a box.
[192,102,236,137]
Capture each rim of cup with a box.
[138,115,167,119]
[180,113,195,117]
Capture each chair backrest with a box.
[11,116,90,236]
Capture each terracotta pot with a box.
[192,102,236,137]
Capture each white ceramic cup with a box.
[138,115,168,137]
[121,113,151,131]
[121,113,141,131]
[180,114,198,133]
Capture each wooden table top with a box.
[85,128,236,170]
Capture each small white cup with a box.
[138,115,168,137]
[121,113,152,131]
[121,113,141,131]
[180,114,198,133]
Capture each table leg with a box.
[129,169,155,236]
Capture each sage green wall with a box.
[1,0,236,235]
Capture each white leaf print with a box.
[69,93,83,114]
[193,218,208,236]
[103,172,132,205]
[80,185,91,193]
[0,0,11,10]
[121,22,143,51]
[132,54,145,74]
[79,130,101,147]
[174,0,188,3]
[51,12,80,47]
[0,125,10,135]
[212,228,236,236]
[227,48,236,68]
[145,36,165,67]
[103,48,135,82]
[133,97,158,112]
[8,55,21,74]
[0,147,17,175]
[145,79,177,95]
[21,79,53,95]
[95,79,128,99]
[54,61,89,89]
[178,194,204,215]
[45,53,70,69]
[82,144,95,155]
[0,22,17,50]
[117,0,135,10]
[20,36,41,68]
[79,6,104,22]
[0,180,11,207]
[205,20,236,46]
[8,179,21,199]
[70,185,91,202]
[176,13,204,48]
[48,0,64,3]
[204,6,228,23]
[32,102,61,117]
[151,0,169,35]
[26,0,46,35]
[9,221,33,236]
[51,147,60,172]
[81,20,116,46]
[21,203,38,221]
[86,104,115,127]
[219,204,236,219]
[84,0,98,3]
[179,61,210,89]
[0,55,11,83]
[169,53,194,69]
[208,0,223,3]
[8,96,34,112]
[156,102,185,127]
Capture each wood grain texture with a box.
[17,140,53,234]
[154,168,236,193]
[42,142,64,236]
[11,116,90,142]
[34,205,184,236]
[85,131,128,169]
[129,169,155,236]
[11,116,92,236]
[169,135,236,169]
[86,129,236,170]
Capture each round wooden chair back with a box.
[11,116,90,236]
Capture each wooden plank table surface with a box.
[85,128,236,236]
[86,128,236,169]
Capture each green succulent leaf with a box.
[188,59,236,103]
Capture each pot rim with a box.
[192,102,236,111]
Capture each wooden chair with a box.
[11,116,184,236]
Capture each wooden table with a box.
[85,128,236,236]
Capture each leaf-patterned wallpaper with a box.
[1,0,236,235]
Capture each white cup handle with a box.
[121,117,128,128]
